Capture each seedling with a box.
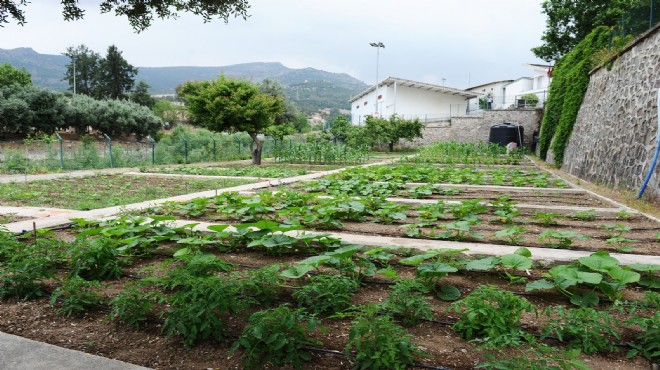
[532,212,564,226]
[539,230,589,248]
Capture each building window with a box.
[356,105,359,109]
[378,94,382,100]
[364,101,368,106]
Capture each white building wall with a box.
[351,84,469,124]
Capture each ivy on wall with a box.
[538,26,611,166]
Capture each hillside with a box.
[0,47,368,114]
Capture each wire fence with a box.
[611,0,660,44]
[0,133,282,174]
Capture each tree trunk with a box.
[389,142,394,152]
[248,132,263,165]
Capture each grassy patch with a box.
[0,175,255,210]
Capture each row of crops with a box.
[1,216,658,369]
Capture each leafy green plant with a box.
[293,274,358,315]
[449,285,535,347]
[539,230,589,248]
[569,209,597,221]
[431,220,484,241]
[495,226,528,245]
[50,276,103,317]
[626,312,660,361]
[162,275,247,346]
[108,284,164,328]
[532,212,563,226]
[345,304,424,370]
[383,278,433,327]
[68,237,123,280]
[542,306,620,354]
[476,345,587,370]
[233,305,322,370]
[615,209,633,220]
[370,201,408,224]
[233,264,285,306]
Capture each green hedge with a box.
[538,26,611,166]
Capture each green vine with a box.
[538,26,611,166]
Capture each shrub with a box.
[108,284,163,328]
[50,276,103,317]
[383,278,433,327]
[542,306,620,354]
[68,237,123,280]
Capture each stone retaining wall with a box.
[406,109,542,149]
[562,24,660,202]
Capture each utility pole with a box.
[369,42,385,117]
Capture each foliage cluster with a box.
[538,26,611,166]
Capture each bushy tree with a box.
[97,45,137,99]
[533,0,636,62]
[131,80,156,108]
[0,63,31,87]
[64,45,101,96]
[178,75,283,164]
[362,115,423,151]
[1,0,250,32]
[329,116,352,142]
[0,84,66,134]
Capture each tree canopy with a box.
[0,63,32,88]
[0,0,251,32]
[178,75,283,164]
[64,44,138,100]
[362,115,424,152]
[532,0,636,62]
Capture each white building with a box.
[349,77,479,125]
[466,64,553,109]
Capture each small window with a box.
[364,101,368,106]
[356,105,359,109]
[378,94,382,100]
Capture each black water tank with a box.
[488,123,524,148]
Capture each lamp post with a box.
[72,54,76,95]
[369,42,384,117]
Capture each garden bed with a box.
[0,223,655,370]
[0,175,256,210]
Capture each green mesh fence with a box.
[611,0,660,44]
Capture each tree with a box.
[0,62,31,87]
[532,0,636,62]
[64,45,101,96]
[178,75,283,165]
[131,80,156,108]
[97,45,137,100]
[329,116,352,142]
[1,0,250,32]
[363,115,423,152]
[0,84,66,134]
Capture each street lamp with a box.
[369,42,384,117]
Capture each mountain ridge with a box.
[0,47,368,114]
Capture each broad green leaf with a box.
[605,267,640,284]
[437,284,461,301]
[417,262,458,278]
[173,247,190,257]
[638,276,660,289]
[500,254,532,270]
[399,253,436,266]
[296,255,332,267]
[578,252,619,272]
[280,265,313,279]
[261,235,296,248]
[325,245,362,259]
[514,247,532,257]
[465,257,499,271]
[207,224,230,232]
[149,215,177,221]
[628,263,660,272]
[570,291,599,307]
[525,279,555,292]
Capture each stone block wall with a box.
[562,25,660,202]
[405,109,542,149]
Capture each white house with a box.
[466,64,553,109]
[349,77,479,125]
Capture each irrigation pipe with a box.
[637,88,660,198]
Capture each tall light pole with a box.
[369,42,384,117]
[72,54,76,95]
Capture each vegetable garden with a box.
[0,142,658,370]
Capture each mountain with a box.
[0,47,368,114]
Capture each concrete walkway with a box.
[0,332,150,370]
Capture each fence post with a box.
[210,135,217,161]
[103,133,113,168]
[236,137,241,156]
[183,138,188,164]
[147,135,155,165]
[55,132,64,169]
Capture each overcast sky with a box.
[2,1,549,89]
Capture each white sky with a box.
[1,0,549,89]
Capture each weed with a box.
[383,278,433,327]
[108,284,164,328]
[542,306,620,354]
[293,274,358,315]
